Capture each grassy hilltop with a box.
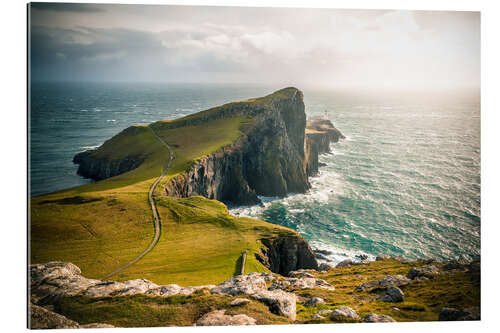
[30,90,300,285]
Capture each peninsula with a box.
[29,88,479,328]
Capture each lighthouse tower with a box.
[324,110,329,120]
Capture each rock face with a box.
[257,235,319,275]
[196,310,256,326]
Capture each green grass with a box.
[52,292,290,327]
[30,114,292,284]
[294,260,480,323]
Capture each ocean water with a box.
[30,82,480,264]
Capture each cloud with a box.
[30,3,105,13]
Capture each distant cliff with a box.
[73,88,344,205]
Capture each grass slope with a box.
[30,115,289,284]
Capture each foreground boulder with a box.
[362,313,396,323]
[355,275,410,292]
[378,287,404,302]
[330,306,360,321]
[196,310,256,326]
[251,289,297,320]
[438,307,480,321]
[30,262,100,303]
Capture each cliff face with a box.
[256,235,319,275]
[161,87,310,204]
[164,141,261,205]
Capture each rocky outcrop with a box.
[355,275,411,292]
[330,306,360,321]
[257,235,319,275]
[196,310,256,326]
[407,265,440,280]
[362,313,396,323]
[251,289,297,320]
[379,286,405,302]
[304,297,325,307]
[307,118,345,143]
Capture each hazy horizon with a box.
[29,3,480,91]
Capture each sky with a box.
[29,2,480,91]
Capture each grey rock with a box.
[288,270,315,278]
[196,310,256,326]
[304,297,325,307]
[439,307,480,321]
[211,273,268,296]
[230,298,251,306]
[269,277,335,291]
[146,284,215,297]
[30,262,100,303]
[85,279,159,297]
[318,309,333,316]
[407,265,440,280]
[376,254,391,261]
[330,306,360,321]
[318,263,334,271]
[336,259,354,267]
[311,313,324,319]
[379,287,404,302]
[29,303,80,329]
[362,313,396,323]
[355,275,410,292]
[356,254,369,261]
[251,289,297,320]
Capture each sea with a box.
[30,82,480,265]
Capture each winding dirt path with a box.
[101,127,175,280]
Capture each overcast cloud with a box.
[29,3,480,90]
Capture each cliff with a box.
[73,88,344,205]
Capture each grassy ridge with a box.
[30,115,290,284]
